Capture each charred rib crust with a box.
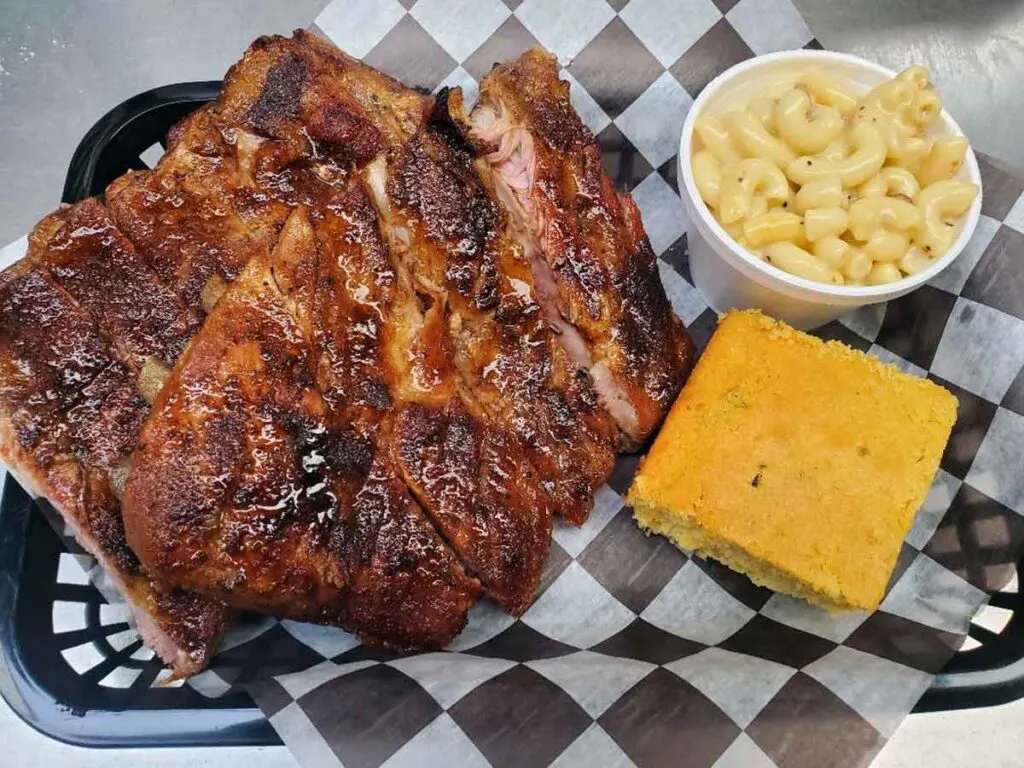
[248,51,307,133]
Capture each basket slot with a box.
[130,656,165,691]
[967,622,1002,645]
[79,639,149,688]
[49,582,109,606]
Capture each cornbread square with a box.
[628,310,958,612]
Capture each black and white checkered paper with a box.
[4,0,1024,764]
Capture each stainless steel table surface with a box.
[3,1,1024,765]
[796,0,1024,176]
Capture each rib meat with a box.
[1,26,436,667]
[106,31,432,314]
[0,203,229,677]
[122,200,481,648]
[369,117,618,526]
[216,30,430,163]
[105,106,270,310]
[368,147,554,610]
[29,200,204,370]
[455,49,696,443]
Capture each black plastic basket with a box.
[0,80,1021,749]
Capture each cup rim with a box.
[678,49,984,300]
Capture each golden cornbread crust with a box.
[628,309,958,612]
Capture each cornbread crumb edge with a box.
[631,500,867,612]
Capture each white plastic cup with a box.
[678,50,983,330]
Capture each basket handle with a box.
[63,81,222,204]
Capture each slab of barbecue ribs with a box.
[0,31,695,674]
[122,203,481,645]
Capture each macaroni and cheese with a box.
[691,66,979,286]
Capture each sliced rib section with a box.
[107,31,432,314]
[455,50,696,443]
[0,220,229,677]
[368,117,618,525]
[122,202,481,650]
[105,106,275,310]
[28,200,204,371]
[366,152,554,613]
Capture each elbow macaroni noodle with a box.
[691,65,979,286]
